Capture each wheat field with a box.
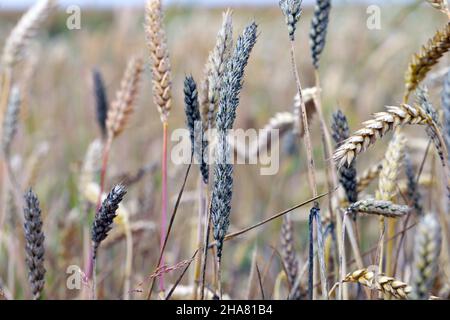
[0,0,450,300]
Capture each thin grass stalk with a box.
[279,0,323,299]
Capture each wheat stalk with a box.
[1,0,56,68]
[404,23,450,100]
[343,268,412,299]
[411,213,442,299]
[333,104,432,168]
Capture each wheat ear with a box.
[23,188,46,300]
[92,68,109,140]
[376,133,406,278]
[145,0,172,124]
[411,214,442,300]
[404,152,423,216]
[404,23,450,101]
[345,199,410,218]
[201,9,233,130]
[331,110,357,204]
[280,215,300,299]
[309,0,331,69]
[343,268,412,299]
[106,57,143,139]
[333,104,432,168]
[1,0,56,68]
[1,86,21,157]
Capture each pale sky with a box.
[0,0,407,10]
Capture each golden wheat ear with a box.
[145,0,172,124]
[404,23,450,101]
[106,56,144,139]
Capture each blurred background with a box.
[0,0,448,299]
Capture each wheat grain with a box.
[411,214,442,300]
[333,104,432,168]
[145,0,172,123]
[23,188,46,300]
[343,268,412,299]
[1,0,56,68]
[106,56,143,139]
[405,23,450,100]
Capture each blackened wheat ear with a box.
[279,0,302,41]
[23,188,45,299]
[184,75,208,184]
[404,152,423,216]
[91,185,127,259]
[331,110,357,204]
[309,0,331,69]
[211,21,258,261]
[92,68,109,139]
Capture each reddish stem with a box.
[159,121,168,291]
